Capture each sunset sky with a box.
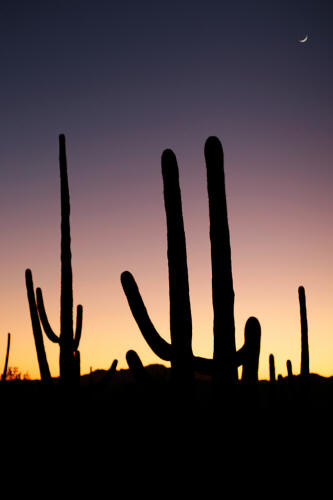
[1,0,333,380]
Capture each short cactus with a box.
[126,350,152,386]
[286,359,295,398]
[237,317,261,385]
[269,354,276,383]
[286,359,293,379]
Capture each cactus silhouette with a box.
[126,350,152,386]
[1,333,11,381]
[123,147,194,392]
[269,354,276,383]
[238,317,261,385]
[286,359,295,399]
[96,360,118,388]
[298,286,309,377]
[26,134,82,386]
[121,137,261,394]
[25,269,52,382]
[204,136,236,387]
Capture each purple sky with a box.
[1,1,333,379]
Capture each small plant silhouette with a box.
[121,136,261,396]
[26,135,82,386]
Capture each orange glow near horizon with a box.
[2,142,333,382]
[0,2,332,386]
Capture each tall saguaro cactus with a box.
[123,148,194,390]
[298,286,309,377]
[121,137,261,393]
[26,134,82,385]
[205,136,237,387]
[1,333,11,381]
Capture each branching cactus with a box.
[121,137,261,393]
[26,134,82,386]
[123,148,194,391]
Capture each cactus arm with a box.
[204,136,237,386]
[121,271,172,361]
[73,304,83,351]
[36,287,60,344]
[121,279,258,383]
[193,317,261,380]
[25,269,52,382]
[121,270,212,372]
[1,333,10,381]
[161,149,193,377]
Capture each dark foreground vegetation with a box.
[1,367,332,434]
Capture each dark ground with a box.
[1,366,331,485]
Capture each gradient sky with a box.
[1,0,333,380]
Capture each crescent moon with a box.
[299,34,308,43]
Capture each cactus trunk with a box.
[59,134,76,383]
[162,149,193,388]
[204,137,237,389]
[1,333,11,381]
[269,354,276,382]
[298,286,309,377]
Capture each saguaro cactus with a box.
[237,317,261,385]
[204,136,237,387]
[26,134,82,386]
[123,148,193,391]
[121,137,261,392]
[298,286,309,377]
[286,359,293,379]
[1,333,11,381]
[269,354,276,383]
[126,350,152,386]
